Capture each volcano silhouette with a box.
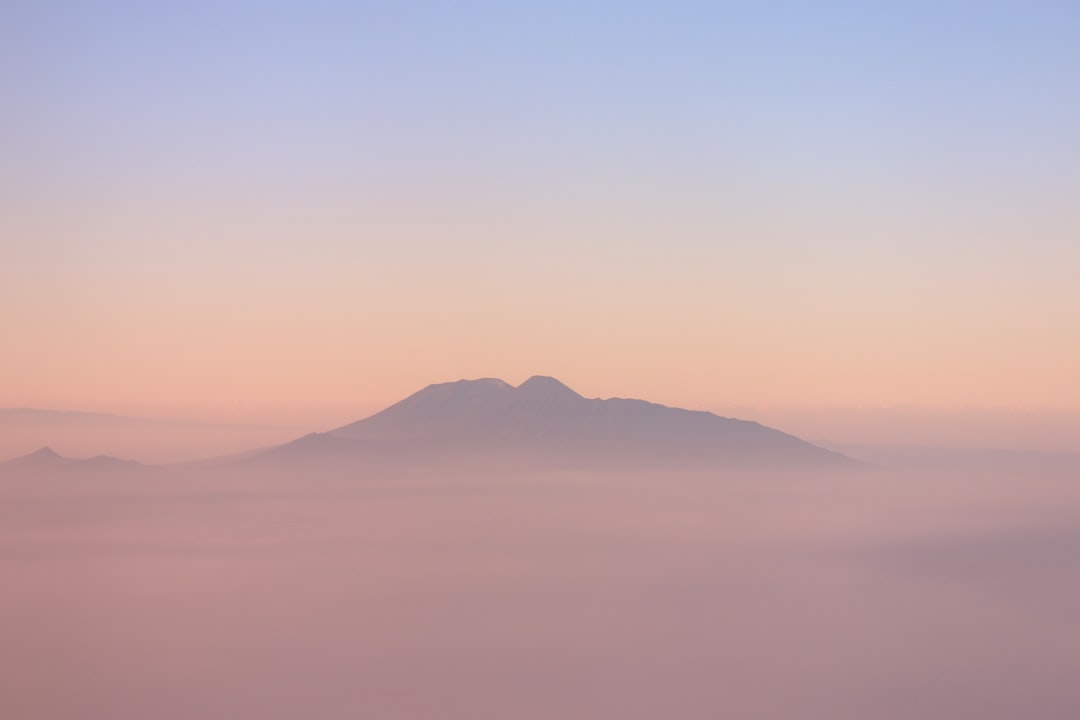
[257,376,850,469]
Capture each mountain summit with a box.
[263,376,849,469]
[515,375,583,400]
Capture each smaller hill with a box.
[2,446,143,473]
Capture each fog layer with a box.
[3,462,1079,719]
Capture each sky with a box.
[2,1,1078,441]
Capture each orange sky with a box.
[4,232,1078,441]
[3,1,1078,449]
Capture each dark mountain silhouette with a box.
[255,376,850,469]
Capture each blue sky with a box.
[8,0,1077,216]
[2,1,1079,421]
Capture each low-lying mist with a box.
[3,461,1079,719]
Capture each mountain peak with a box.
[461,377,514,389]
[516,375,583,399]
[418,377,513,393]
[412,377,515,401]
[28,446,62,460]
[4,446,67,467]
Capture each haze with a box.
[6,457,1080,719]
[5,378,1080,718]
[3,2,1080,719]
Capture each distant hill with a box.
[253,376,850,469]
[2,446,143,473]
[0,409,302,465]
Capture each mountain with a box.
[2,446,143,473]
[256,376,850,469]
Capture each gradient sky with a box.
[3,1,1078,435]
